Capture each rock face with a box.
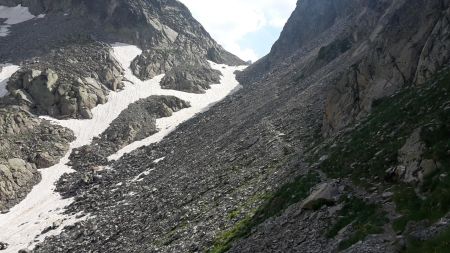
[0,159,39,212]
[238,0,450,136]
[0,0,244,100]
[160,65,222,94]
[0,107,74,211]
[5,42,124,119]
[386,127,440,184]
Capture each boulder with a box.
[395,128,425,183]
[0,241,8,250]
[27,69,58,108]
[301,181,340,210]
[35,152,57,169]
[0,158,40,211]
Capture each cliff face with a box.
[239,0,450,135]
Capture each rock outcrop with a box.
[160,65,222,94]
[238,0,450,136]
[0,0,244,119]
[6,42,124,119]
[0,107,74,211]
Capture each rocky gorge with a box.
[0,0,449,253]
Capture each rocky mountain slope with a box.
[0,0,244,249]
[239,0,450,135]
[1,0,449,252]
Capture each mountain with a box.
[239,0,449,136]
[1,0,243,118]
[0,0,244,250]
[1,0,450,253]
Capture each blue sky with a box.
[179,0,297,62]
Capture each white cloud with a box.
[179,0,297,62]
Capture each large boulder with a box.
[0,107,74,210]
[301,181,340,210]
[385,127,440,184]
[0,158,40,212]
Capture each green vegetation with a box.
[326,197,387,250]
[210,68,450,252]
[315,68,450,249]
[403,226,450,253]
[319,69,450,186]
[210,172,320,253]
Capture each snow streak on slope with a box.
[0,64,19,97]
[0,5,36,36]
[0,43,245,252]
[108,46,246,160]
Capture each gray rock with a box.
[302,181,340,210]
[160,65,222,94]
[6,43,124,119]
[0,107,74,210]
[0,241,8,250]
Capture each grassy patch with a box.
[326,197,387,250]
[314,68,450,248]
[209,172,320,253]
[403,226,450,253]
[210,217,253,253]
[319,69,450,186]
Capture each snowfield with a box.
[0,64,19,97]
[108,44,247,160]
[0,43,246,252]
[0,5,37,37]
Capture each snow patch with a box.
[153,157,166,164]
[131,158,164,182]
[0,42,246,252]
[0,5,36,37]
[0,64,19,97]
[108,46,246,161]
[0,44,160,252]
[0,152,84,252]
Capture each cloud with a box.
[179,0,297,62]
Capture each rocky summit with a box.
[0,0,449,253]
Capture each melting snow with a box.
[0,64,19,97]
[153,157,166,164]
[0,42,246,252]
[0,5,36,37]
[108,44,246,160]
